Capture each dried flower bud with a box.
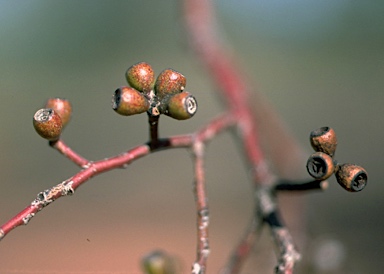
[33,108,62,141]
[126,62,155,92]
[155,69,186,98]
[45,98,72,128]
[306,152,335,180]
[310,127,337,157]
[112,86,150,116]
[335,163,367,192]
[165,92,197,120]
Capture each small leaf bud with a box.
[33,108,62,141]
[335,163,367,192]
[112,86,150,116]
[165,92,197,120]
[306,152,335,180]
[45,98,72,128]
[310,127,337,157]
[155,69,186,98]
[126,62,155,92]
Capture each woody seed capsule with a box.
[112,86,150,116]
[33,108,62,141]
[165,92,197,120]
[45,98,72,128]
[306,152,335,180]
[126,62,155,93]
[155,69,186,99]
[335,163,368,192]
[310,126,337,157]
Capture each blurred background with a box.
[0,0,383,273]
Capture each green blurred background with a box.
[0,1,383,273]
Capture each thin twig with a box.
[257,186,301,273]
[182,1,309,272]
[49,139,89,167]
[0,144,151,240]
[275,179,328,192]
[0,113,235,242]
[221,217,262,274]
[148,113,160,149]
[182,0,273,186]
[191,140,209,274]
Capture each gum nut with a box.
[33,108,62,140]
[335,163,368,192]
[126,62,155,92]
[310,127,337,157]
[45,98,72,127]
[166,92,197,120]
[155,69,186,97]
[306,152,335,180]
[112,86,150,116]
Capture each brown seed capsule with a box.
[335,163,368,192]
[126,62,155,92]
[45,98,72,128]
[310,126,337,157]
[165,92,197,120]
[33,108,62,141]
[306,152,335,180]
[155,69,186,98]
[112,86,150,116]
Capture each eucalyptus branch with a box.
[0,110,234,242]
[0,1,369,273]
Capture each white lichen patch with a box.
[31,181,72,208]
[22,213,35,225]
[62,180,75,196]
[192,262,201,274]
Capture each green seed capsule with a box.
[165,92,197,120]
[33,108,63,141]
[112,86,150,116]
[155,69,186,98]
[126,62,155,92]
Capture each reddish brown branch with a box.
[221,218,261,274]
[191,141,209,274]
[182,1,307,272]
[0,113,234,242]
[182,0,272,186]
[0,144,150,240]
[50,139,89,167]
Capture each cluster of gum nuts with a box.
[112,62,197,120]
[306,127,368,192]
[32,62,198,141]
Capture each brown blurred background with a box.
[0,1,383,273]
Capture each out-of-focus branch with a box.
[182,0,309,272]
[191,141,209,274]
